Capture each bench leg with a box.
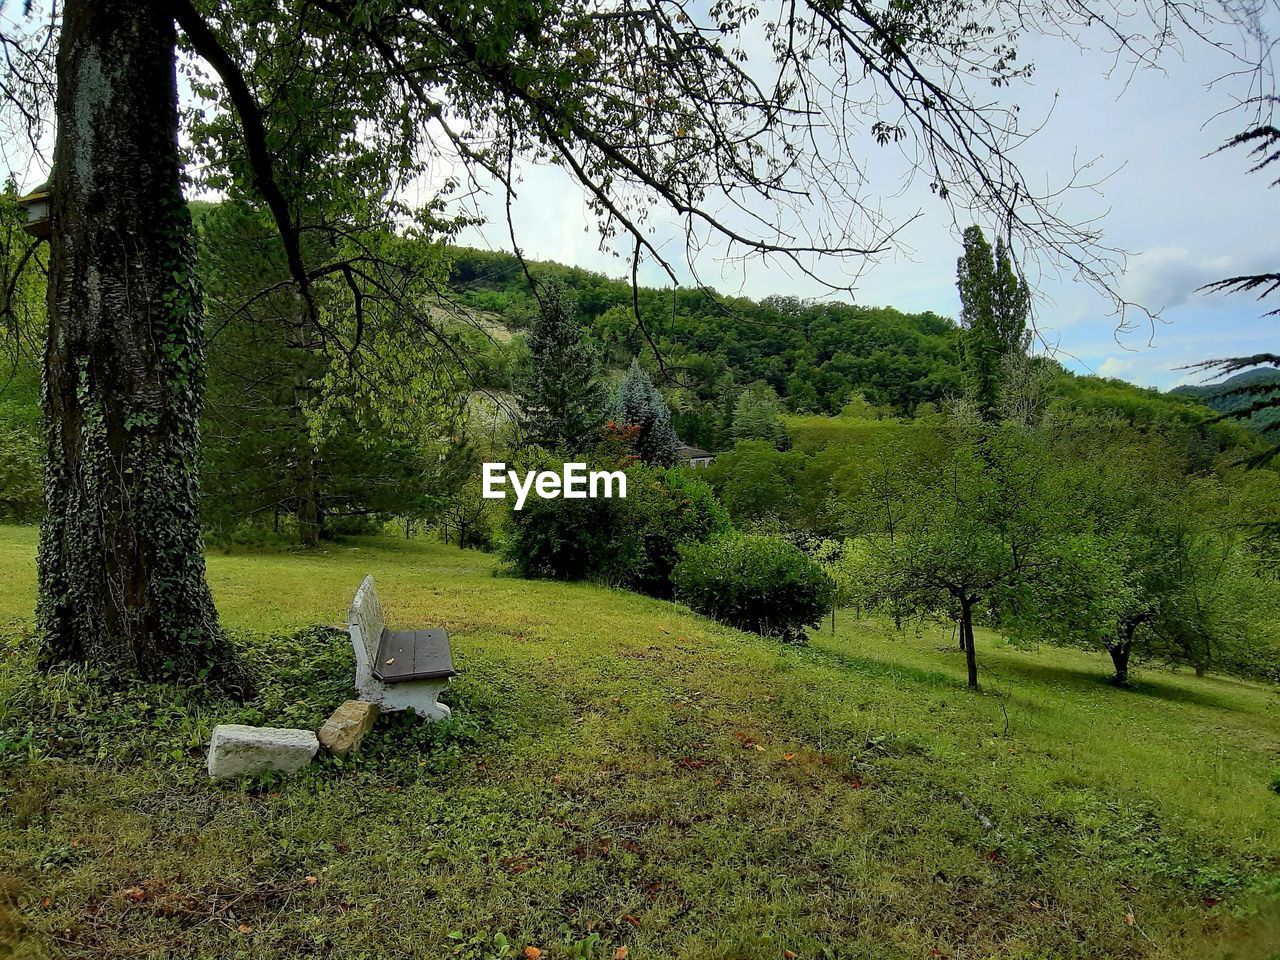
[358,677,451,719]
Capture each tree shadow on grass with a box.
[800,639,969,694]
[807,630,1251,715]
[986,655,1248,713]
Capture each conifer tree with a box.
[619,360,680,466]
[516,282,606,452]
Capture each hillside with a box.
[446,248,1221,453]
[2,526,1278,959]
[1173,368,1280,433]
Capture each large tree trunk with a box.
[960,596,979,689]
[38,0,238,684]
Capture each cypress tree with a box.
[956,226,1030,420]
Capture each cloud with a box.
[1119,248,1237,312]
[1096,356,1132,378]
[1118,244,1280,315]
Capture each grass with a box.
[1,523,1278,959]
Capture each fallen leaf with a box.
[237,923,252,935]
[121,887,145,902]
[1125,911,1135,926]
[614,948,629,960]
[754,743,765,752]
[1029,900,1043,911]
[623,914,641,928]
[524,948,542,959]
[784,951,798,959]
[783,753,796,762]
[304,875,318,886]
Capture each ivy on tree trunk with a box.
[37,0,242,687]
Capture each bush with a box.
[500,462,728,596]
[673,532,834,643]
[624,466,730,597]
[501,490,640,584]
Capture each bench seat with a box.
[373,628,456,683]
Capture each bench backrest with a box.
[347,574,385,673]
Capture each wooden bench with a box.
[346,575,455,718]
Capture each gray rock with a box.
[207,724,319,779]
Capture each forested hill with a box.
[447,246,1219,452]
[1172,368,1280,433]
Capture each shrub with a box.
[624,466,730,598]
[673,532,834,643]
[500,462,728,596]
[500,490,640,584]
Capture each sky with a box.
[3,4,1274,392]
[444,19,1279,392]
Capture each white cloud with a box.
[1097,356,1133,378]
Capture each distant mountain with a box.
[1171,367,1280,433]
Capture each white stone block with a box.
[207,724,319,779]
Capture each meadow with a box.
[1,524,1278,959]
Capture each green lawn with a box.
[1,524,1278,959]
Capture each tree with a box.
[515,281,606,453]
[1190,97,1280,472]
[865,419,1062,689]
[30,2,247,683]
[2,0,1262,680]
[731,382,789,448]
[956,226,1030,420]
[705,440,807,527]
[439,477,497,550]
[0,191,43,524]
[617,360,679,467]
[1029,484,1259,684]
[198,202,469,545]
[1002,436,1182,685]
